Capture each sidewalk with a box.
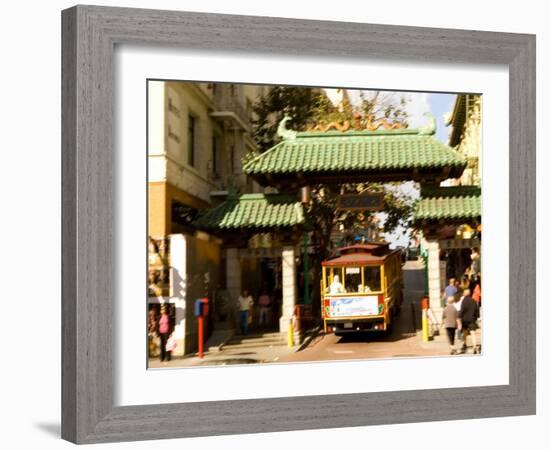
[148,330,301,369]
[419,322,482,355]
[413,301,483,355]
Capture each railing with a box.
[214,96,250,127]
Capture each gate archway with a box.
[194,116,481,333]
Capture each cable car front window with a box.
[363,266,382,292]
[344,267,361,293]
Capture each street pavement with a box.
[149,259,482,369]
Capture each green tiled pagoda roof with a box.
[414,186,481,221]
[243,129,466,176]
[193,193,306,231]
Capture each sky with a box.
[342,89,456,143]
[386,92,456,247]
[334,89,457,248]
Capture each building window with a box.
[167,97,180,117]
[246,98,253,123]
[229,145,235,173]
[188,115,196,167]
[212,135,221,178]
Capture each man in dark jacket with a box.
[457,289,480,354]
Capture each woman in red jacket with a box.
[157,305,173,362]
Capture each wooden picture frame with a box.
[62,5,535,444]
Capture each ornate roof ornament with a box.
[310,119,351,132]
[418,112,437,135]
[306,112,407,132]
[363,114,406,131]
[276,116,297,140]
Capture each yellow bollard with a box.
[287,319,294,347]
[422,309,430,342]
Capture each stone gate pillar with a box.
[168,234,187,356]
[279,245,296,333]
[427,239,443,314]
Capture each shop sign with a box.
[439,238,481,250]
[337,193,384,211]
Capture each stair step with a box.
[225,337,287,345]
[223,338,287,349]
[227,335,285,344]
[222,342,287,352]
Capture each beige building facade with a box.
[447,94,482,187]
[147,81,266,356]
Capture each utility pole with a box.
[303,232,310,304]
[301,186,311,305]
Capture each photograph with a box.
[147,81,482,368]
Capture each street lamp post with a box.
[303,233,310,304]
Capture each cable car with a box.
[321,243,404,336]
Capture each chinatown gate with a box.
[193,116,481,335]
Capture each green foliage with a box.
[359,91,409,124]
[310,96,355,126]
[381,183,416,232]
[252,86,326,153]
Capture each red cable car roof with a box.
[336,243,389,254]
[322,242,398,266]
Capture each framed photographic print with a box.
[62,5,535,444]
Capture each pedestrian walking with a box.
[442,278,458,303]
[468,275,477,292]
[441,296,459,354]
[237,289,254,336]
[457,289,480,354]
[472,282,482,306]
[157,305,173,362]
[258,290,272,327]
[459,275,470,293]
[454,289,466,340]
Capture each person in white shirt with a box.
[454,288,470,312]
[329,274,345,294]
[454,288,470,341]
[237,289,254,336]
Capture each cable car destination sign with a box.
[337,193,384,211]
